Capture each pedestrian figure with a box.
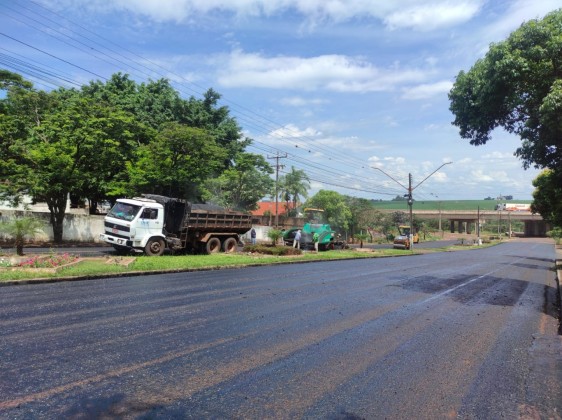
[250,228,257,245]
[293,229,301,249]
[313,232,319,252]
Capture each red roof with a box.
[251,201,297,216]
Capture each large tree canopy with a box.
[0,70,266,242]
[126,122,226,199]
[449,9,562,171]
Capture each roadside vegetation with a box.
[0,240,502,283]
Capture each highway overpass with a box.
[406,210,548,237]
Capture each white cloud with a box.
[470,169,509,183]
[402,80,453,100]
[216,50,428,92]
[482,151,515,160]
[267,124,321,142]
[280,96,327,107]
[56,0,485,29]
[384,1,483,31]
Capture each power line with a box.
[1,1,402,200]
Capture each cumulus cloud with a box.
[216,50,427,91]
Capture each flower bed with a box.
[0,253,81,273]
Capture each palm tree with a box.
[355,232,369,248]
[0,216,45,256]
[282,167,310,215]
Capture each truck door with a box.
[138,207,162,238]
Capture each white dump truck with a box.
[100,194,253,256]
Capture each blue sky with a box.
[1,0,561,202]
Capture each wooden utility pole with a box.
[267,152,287,228]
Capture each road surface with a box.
[0,238,560,419]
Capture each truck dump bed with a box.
[142,194,252,235]
[186,209,252,233]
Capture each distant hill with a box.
[370,200,532,211]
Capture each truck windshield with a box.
[107,202,141,221]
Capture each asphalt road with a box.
[1,238,560,419]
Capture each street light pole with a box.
[372,162,452,250]
[408,173,413,250]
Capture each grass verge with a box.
[0,242,500,283]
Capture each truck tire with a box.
[205,237,221,254]
[222,237,238,253]
[145,238,165,256]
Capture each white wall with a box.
[0,210,105,243]
[0,209,268,244]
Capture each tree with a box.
[304,190,352,231]
[0,82,151,242]
[266,229,283,246]
[0,216,44,256]
[1,70,263,240]
[127,122,226,199]
[81,73,183,130]
[346,196,379,237]
[391,211,408,226]
[279,166,310,216]
[0,70,32,94]
[204,152,273,210]
[449,10,562,171]
[531,169,562,228]
[183,89,249,168]
[354,232,369,248]
[82,77,248,170]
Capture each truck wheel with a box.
[222,237,238,253]
[145,238,165,256]
[205,237,221,254]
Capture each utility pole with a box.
[267,152,287,228]
[372,162,452,250]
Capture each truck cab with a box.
[100,197,167,255]
[393,225,419,250]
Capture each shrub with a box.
[0,216,45,256]
[547,227,562,245]
[267,229,284,246]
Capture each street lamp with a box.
[372,162,452,250]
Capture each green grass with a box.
[0,248,409,282]
[0,241,503,283]
[371,199,532,211]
